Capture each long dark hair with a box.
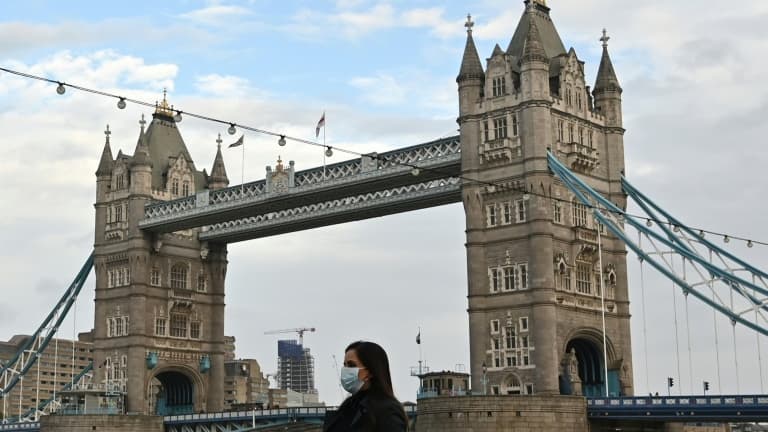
[346,341,396,398]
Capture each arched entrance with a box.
[565,338,605,397]
[501,374,522,395]
[151,371,195,415]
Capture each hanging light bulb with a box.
[673,225,680,233]
[646,219,653,227]
[174,111,183,123]
[56,82,66,95]
[411,167,420,176]
[228,124,236,135]
[325,146,333,157]
[278,135,286,147]
[117,97,127,110]
[699,230,705,238]
[748,240,754,248]
[723,235,730,243]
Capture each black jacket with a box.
[323,391,407,432]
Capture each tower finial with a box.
[104,124,111,143]
[139,114,146,131]
[465,14,474,34]
[600,28,610,48]
[216,133,223,149]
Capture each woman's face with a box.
[344,348,371,386]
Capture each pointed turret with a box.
[506,0,566,62]
[131,114,152,168]
[593,29,623,127]
[491,44,505,58]
[593,29,622,94]
[457,14,485,83]
[208,134,229,190]
[96,125,114,177]
[521,18,548,64]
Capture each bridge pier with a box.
[40,414,163,432]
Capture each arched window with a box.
[171,178,179,196]
[105,357,112,379]
[170,264,188,290]
[504,374,522,395]
[197,274,207,292]
[182,180,190,197]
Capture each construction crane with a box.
[264,327,316,345]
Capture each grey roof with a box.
[95,139,113,176]
[210,144,229,184]
[491,44,505,58]
[457,31,485,82]
[506,3,566,62]
[521,18,548,64]
[594,46,622,93]
[141,112,206,191]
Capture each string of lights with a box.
[1,65,766,249]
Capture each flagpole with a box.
[241,137,245,196]
[322,111,327,181]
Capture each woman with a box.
[323,341,408,432]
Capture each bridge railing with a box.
[143,136,461,222]
[589,394,768,408]
[164,404,418,425]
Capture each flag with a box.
[228,135,244,148]
[315,112,326,138]
[416,330,421,345]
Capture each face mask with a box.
[340,367,364,394]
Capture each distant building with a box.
[223,359,270,410]
[224,336,237,362]
[276,340,316,396]
[0,334,93,418]
[417,371,470,398]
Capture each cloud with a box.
[196,73,253,96]
[349,73,406,105]
[179,5,253,26]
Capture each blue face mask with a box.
[340,367,364,394]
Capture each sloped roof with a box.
[506,3,567,62]
[142,112,206,191]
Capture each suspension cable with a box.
[34,345,41,421]
[71,299,77,390]
[670,254,683,395]
[597,223,609,397]
[731,275,740,394]
[710,249,723,393]
[52,311,59,410]
[638,232,651,394]
[683,259,694,394]
[755,274,765,393]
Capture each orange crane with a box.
[264,327,316,345]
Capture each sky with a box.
[1,0,768,407]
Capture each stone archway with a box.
[149,369,200,415]
[565,338,604,397]
[501,373,522,395]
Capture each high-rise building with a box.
[276,340,316,395]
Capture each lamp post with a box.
[482,362,488,395]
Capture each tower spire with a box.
[594,29,622,94]
[521,17,547,64]
[132,115,152,167]
[457,14,485,83]
[96,125,113,176]
[209,134,229,189]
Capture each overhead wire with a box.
[1,65,767,249]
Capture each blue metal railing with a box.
[587,395,768,421]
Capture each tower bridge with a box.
[2,0,767,431]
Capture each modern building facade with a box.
[276,340,316,396]
[223,359,270,410]
[92,96,230,414]
[458,0,632,397]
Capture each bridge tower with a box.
[458,0,632,397]
[93,96,229,414]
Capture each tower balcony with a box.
[562,141,599,173]
[479,137,522,164]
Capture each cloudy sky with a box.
[1,0,767,406]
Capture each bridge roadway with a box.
[2,396,768,431]
[139,137,462,242]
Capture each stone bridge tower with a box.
[93,96,229,414]
[458,0,632,397]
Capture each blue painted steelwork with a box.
[14,361,94,422]
[163,405,417,431]
[547,153,768,336]
[0,254,94,397]
[587,395,768,422]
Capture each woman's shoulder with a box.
[362,394,407,430]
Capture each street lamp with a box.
[482,362,488,395]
